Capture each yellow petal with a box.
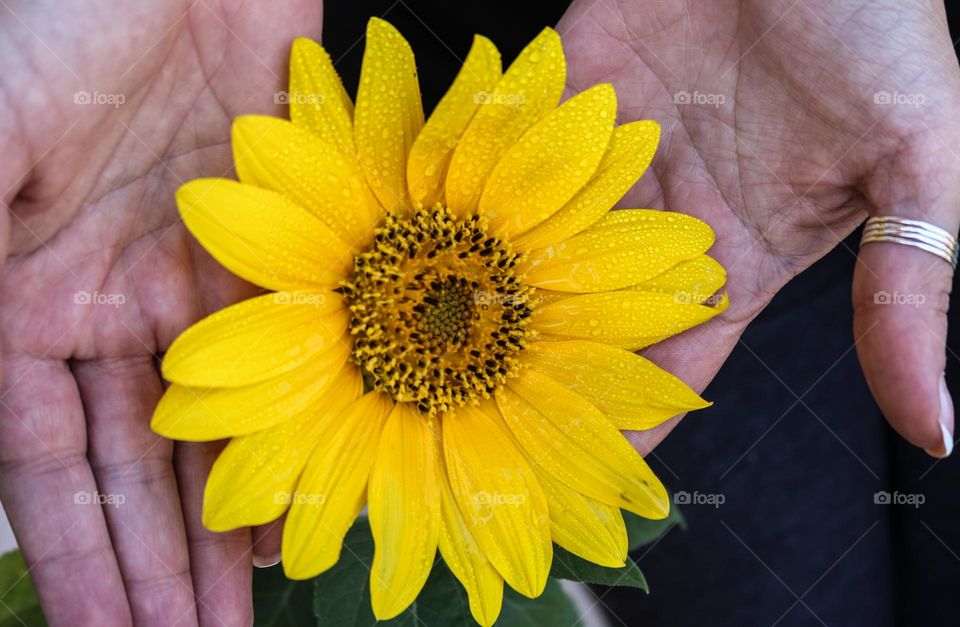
[479,84,616,238]
[437,449,504,627]
[523,340,708,430]
[406,36,501,210]
[531,289,727,350]
[513,121,661,251]
[201,367,362,531]
[522,209,714,293]
[152,342,350,441]
[288,37,355,155]
[631,254,727,304]
[354,18,424,213]
[232,115,382,249]
[177,179,352,291]
[442,402,551,598]
[445,28,565,216]
[496,369,669,519]
[283,392,393,579]
[161,291,349,388]
[368,404,440,619]
[536,469,627,568]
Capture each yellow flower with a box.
[152,17,727,626]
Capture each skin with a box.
[0,1,321,624]
[555,0,960,457]
[0,0,957,624]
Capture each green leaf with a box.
[549,545,648,591]
[624,504,686,552]
[412,562,473,627]
[256,504,686,625]
[497,579,579,627]
[391,553,584,627]
[311,520,471,626]
[307,518,584,626]
[0,549,47,627]
[312,520,379,626]
[543,498,685,590]
[253,563,313,626]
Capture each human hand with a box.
[5,0,959,624]
[557,0,960,458]
[0,1,323,624]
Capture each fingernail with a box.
[925,374,953,458]
[253,551,281,568]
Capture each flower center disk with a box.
[340,207,533,415]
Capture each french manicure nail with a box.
[925,374,954,458]
[253,552,281,568]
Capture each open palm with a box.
[3,1,960,625]
[557,0,960,456]
[0,1,322,624]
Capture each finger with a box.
[73,356,198,627]
[252,515,284,568]
[853,214,957,457]
[175,441,253,627]
[0,355,131,625]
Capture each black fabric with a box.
[322,3,960,625]
[605,236,900,627]
[605,232,960,627]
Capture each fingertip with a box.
[253,552,282,568]
[859,344,944,453]
[924,374,954,458]
[252,516,284,567]
[853,243,952,457]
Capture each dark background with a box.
[322,3,960,626]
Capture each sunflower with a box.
[152,17,727,626]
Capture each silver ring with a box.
[861,216,958,269]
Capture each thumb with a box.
[853,193,959,458]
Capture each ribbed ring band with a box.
[860,216,958,269]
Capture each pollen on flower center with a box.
[339,206,534,415]
[417,275,476,347]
